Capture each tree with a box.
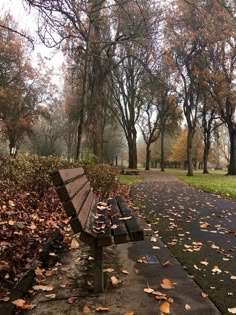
[0,16,51,155]
[165,0,208,176]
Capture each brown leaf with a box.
[160,278,174,289]
[33,285,54,291]
[103,268,115,273]
[70,238,80,249]
[96,306,110,312]
[11,299,36,310]
[0,297,10,302]
[162,260,170,267]
[111,276,121,285]
[122,270,129,275]
[67,297,78,304]
[123,312,134,315]
[160,301,170,314]
[185,304,191,310]
[83,305,91,313]
[144,287,154,294]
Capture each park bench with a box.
[51,167,144,292]
[120,168,140,175]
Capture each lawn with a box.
[119,174,143,186]
[166,168,236,200]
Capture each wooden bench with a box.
[51,167,144,292]
[120,168,140,175]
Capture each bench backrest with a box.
[51,167,97,234]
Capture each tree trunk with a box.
[145,143,151,170]
[203,130,210,174]
[160,128,165,172]
[187,128,194,176]
[75,20,91,160]
[128,137,137,169]
[228,128,236,175]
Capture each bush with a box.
[0,154,119,198]
[83,164,120,199]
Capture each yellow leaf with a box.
[160,301,170,314]
[160,278,174,289]
[8,220,15,226]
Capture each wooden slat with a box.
[56,175,88,202]
[51,167,84,186]
[63,182,91,217]
[80,199,112,247]
[116,196,144,242]
[78,190,95,229]
[69,190,95,234]
[108,198,129,244]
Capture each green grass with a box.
[119,174,143,186]
[166,169,236,199]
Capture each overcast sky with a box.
[1,0,64,87]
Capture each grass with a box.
[165,168,236,200]
[119,174,143,186]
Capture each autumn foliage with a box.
[0,154,120,297]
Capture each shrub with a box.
[0,154,119,198]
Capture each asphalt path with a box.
[131,171,236,315]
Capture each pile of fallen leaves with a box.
[0,184,69,297]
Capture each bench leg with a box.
[93,243,104,293]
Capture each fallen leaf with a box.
[122,270,129,275]
[185,304,191,310]
[45,294,56,299]
[123,312,134,315]
[201,292,208,298]
[230,276,236,280]
[228,308,236,314]
[33,285,54,291]
[103,268,114,273]
[70,238,80,249]
[11,299,36,310]
[96,306,110,312]
[8,220,15,226]
[212,266,222,274]
[144,287,154,293]
[111,276,121,285]
[83,305,91,313]
[200,261,209,266]
[0,296,10,302]
[162,260,170,267]
[67,297,78,304]
[160,301,170,314]
[160,278,174,289]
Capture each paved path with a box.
[131,171,236,315]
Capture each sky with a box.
[0,0,65,87]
